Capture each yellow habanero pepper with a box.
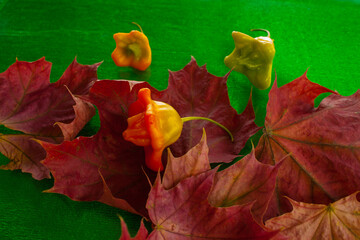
[123,88,234,172]
[224,29,275,90]
[111,23,151,71]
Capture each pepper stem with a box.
[250,29,270,38]
[132,22,143,33]
[181,117,234,142]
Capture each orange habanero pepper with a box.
[111,23,151,71]
[123,88,183,171]
[123,88,234,172]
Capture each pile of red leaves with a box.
[1,57,360,239]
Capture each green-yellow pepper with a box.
[224,29,275,90]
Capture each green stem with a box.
[250,28,270,38]
[132,22,143,33]
[181,117,234,142]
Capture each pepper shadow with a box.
[117,67,151,82]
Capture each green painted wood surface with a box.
[0,0,360,239]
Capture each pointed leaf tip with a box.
[266,192,360,240]
[158,58,259,164]
[119,217,148,240]
[163,129,210,189]
[147,169,277,239]
[209,148,281,225]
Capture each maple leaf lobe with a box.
[155,57,260,164]
[119,217,148,240]
[40,58,260,218]
[41,80,157,217]
[0,58,98,179]
[256,72,360,219]
[162,129,210,190]
[147,169,277,239]
[266,192,360,240]
[209,149,282,225]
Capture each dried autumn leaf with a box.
[0,58,98,179]
[266,192,360,240]
[56,95,96,141]
[119,217,148,240]
[54,58,99,140]
[41,80,156,217]
[98,168,143,216]
[0,134,48,180]
[0,58,73,135]
[155,57,260,163]
[54,57,100,95]
[41,58,259,216]
[164,130,281,226]
[255,72,360,219]
[146,169,278,239]
[162,129,210,189]
[208,149,282,225]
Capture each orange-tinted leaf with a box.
[0,134,48,179]
[266,192,360,240]
[256,73,360,219]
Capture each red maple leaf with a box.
[146,169,278,239]
[164,130,281,226]
[41,58,259,217]
[41,80,155,216]
[208,149,282,225]
[0,58,98,179]
[54,58,99,140]
[162,129,211,190]
[255,72,360,219]
[266,192,360,239]
[118,217,148,240]
[154,57,260,163]
[119,131,282,239]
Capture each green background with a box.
[0,0,360,239]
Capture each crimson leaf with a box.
[0,58,98,179]
[208,149,282,225]
[256,73,360,219]
[146,170,278,239]
[154,57,260,163]
[41,58,259,216]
